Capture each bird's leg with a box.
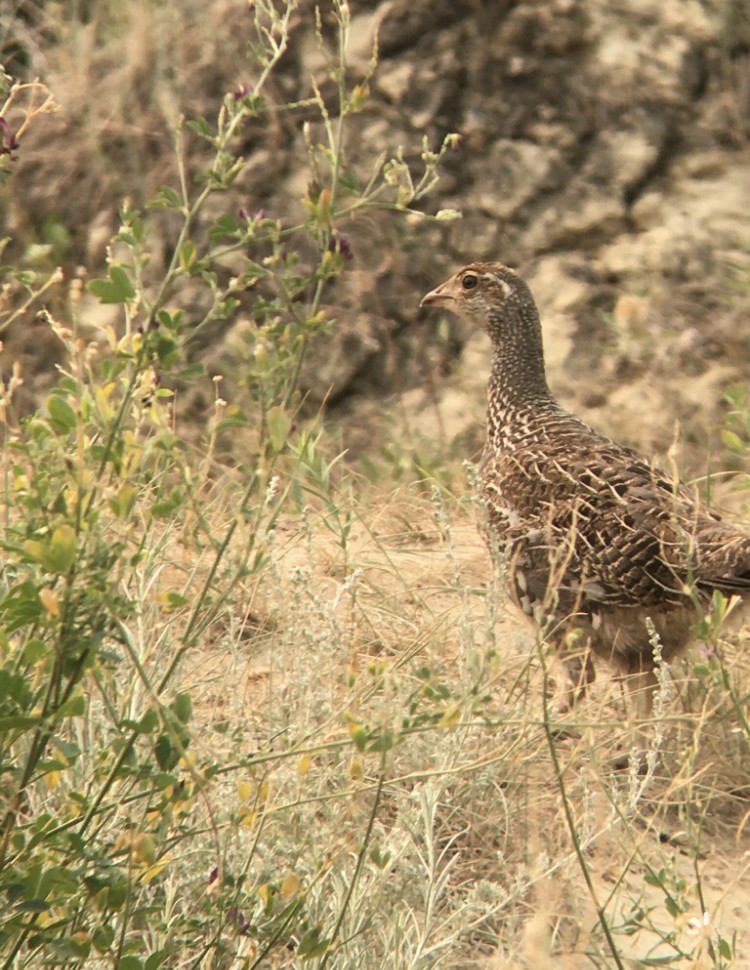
[628,666,657,751]
[562,648,596,706]
[612,667,658,771]
[547,640,596,741]
[553,627,596,711]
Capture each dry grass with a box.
[165,476,750,968]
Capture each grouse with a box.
[420,262,750,720]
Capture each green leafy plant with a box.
[0,2,461,965]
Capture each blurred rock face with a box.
[4,0,750,467]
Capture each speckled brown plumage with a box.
[421,261,750,714]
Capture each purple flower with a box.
[238,207,267,223]
[208,866,219,885]
[234,83,253,101]
[227,907,249,933]
[328,233,353,262]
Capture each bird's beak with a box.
[420,278,453,309]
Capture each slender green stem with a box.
[319,762,386,969]
[537,641,627,970]
[0,269,63,334]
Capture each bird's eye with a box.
[461,274,478,291]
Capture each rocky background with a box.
[4,0,750,477]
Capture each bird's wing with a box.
[483,438,750,608]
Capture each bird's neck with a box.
[484,309,558,446]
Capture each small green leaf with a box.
[297,926,330,959]
[0,581,44,631]
[47,394,78,433]
[155,335,178,366]
[145,951,171,970]
[176,362,205,380]
[92,925,115,952]
[130,215,145,243]
[0,715,40,730]
[368,728,397,753]
[172,692,192,725]
[44,524,78,574]
[160,591,188,611]
[22,639,47,663]
[369,846,391,869]
[186,117,213,140]
[179,240,197,272]
[721,428,745,452]
[156,308,183,331]
[56,738,81,761]
[348,723,367,752]
[18,899,51,914]
[136,708,159,734]
[109,484,137,520]
[664,895,680,919]
[57,693,85,717]
[434,208,462,222]
[155,734,178,770]
[88,265,135,304]
[157,185,181,207]
[267,406,291,452]
[208,214,240,243]
[719,938,733,959]
[117,956,144,970]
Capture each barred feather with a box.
[421,262,750,694]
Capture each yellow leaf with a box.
[173,796,195,817]
[350,83,369,111]
[114,483,137,519]
[132,833,156,865]
[23,539,45,562]
[237,778,253,803]
[438,704,461,728]
[281,873,301,899]
[297,754,311,777]
[349,756,364,781]
[53,744,71,767]
[45,524,78,574]
[103,325,119,351]
[39,588,60,616]
[157,591,189,612]
[141,856,170,884]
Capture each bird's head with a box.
[420,262,532,337]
